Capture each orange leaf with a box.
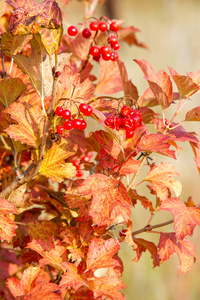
[145,163,182,201]
[59,262,89,290]
[0,198,18,215]
[169,67,199,98]
[0,77,26,108]
[117,25,147,48]
[5,102,45,147]
[132,238,160,267]
[185,106,200,121]
[6,277,24,298]
[158,232,195,276]
[27,220,59,242]
[39,138,76,182]
[159,197,200,240]
[0,216,18,243]
[78,174,132,226]
[23,283,61,300]
[92,276,126,300]
[95,59,123,95]
[137,133,176,159]
[86,238,120,270]
[135,59,173,109]
[190,142,200,174]
[118,157,141,175]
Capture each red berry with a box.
[100,46,110,56]
[82,28,91,38]
[89,21,99,31]
[114,116,122,127]
[89,46,100,57]
[85,105,93,116]
[55,71,61,78]
[80,120,87,130]
[102,53,111,61]
[56,125,64,135]
[93,55,101,62]
[62,109,71,119]
[121,105,131,117]
[108,35,118,45]
[119,229,127,237]
[55,106,63,116]
[76,170,83,177]
[72,119,82,129]
[79,103,88,114]
[110,21,120,31]
[105,115,114,127]
[72,159,80,170]
[64,120,72,130]
[99,21,108,32]
[112,42,120,50]
[126,129,134,139]
[122,118,137,129]
[110,52,119,61]
[67,26,78,36]
[135,111,142,123]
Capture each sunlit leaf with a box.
[0,77,26,108]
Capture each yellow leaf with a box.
[39,138,76,182]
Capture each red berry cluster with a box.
[55,103,93,135]
[72,152,93,177]
[67,20,120,61]
[105,106,142,139]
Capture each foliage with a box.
[0,0,200,299]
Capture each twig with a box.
[132,219,174,237]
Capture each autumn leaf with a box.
[118,157,141,175]
[59,262,89,290]
[26,220,59,242]
[23,283,62,300]
[117,59,139,100]
[78,174,132,226]
[95,59,123,95]
[185,106,200,121]
[1,32,33,56]
[0,198,18,215]
[132,238,160,267]
[169,67,199,98]
[86,238,120,270]
[0,198,18,243]
[137,133,176,159]
[117,25,147,48]
[27,238,66,272]
[190,142,200,174]
[158,232,196,276]
[128,189,154,212]
[91,276,126,300]
[39,138,76,182]
[135,59,173,109]
[5,102,45,147]
[145,163,182,201]
[159,197,200,240]
[0,77,26,108]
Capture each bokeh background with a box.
[51,0,200,299]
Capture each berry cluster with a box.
[72,152,93,178]
[55,103,93,135]
[67,19,120,61]
[105,106,142,139]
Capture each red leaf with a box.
[95,59,123,95]
[86,238,120,270]
[0,198,18,215]
[137,133,176,159]
[0,215,18,243]
[145,163,182,201]
[23,283,61,300]
[118,25,147,48]
[59,262,89,290]
[159,197,200,240]
[135,59,173,108]
[158,232,195,276]
[132,238,159,267]
[169,67,199,98]
[117,59,139,100]
[78,174,132,226]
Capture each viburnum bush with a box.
[0,0,200,299]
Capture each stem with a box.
[127,154,147,192]
[132,219,174,237]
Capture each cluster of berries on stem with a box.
[72,151,93,178]
[55,102,93,135]
[67,18,121,61]
[105,105,142,139]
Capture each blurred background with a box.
[54,0,200,299]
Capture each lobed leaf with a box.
[132,238,160,267]
[39,138,76,182]
[158,232,195,276]
[159,197,200,240]
[60,262,89,290]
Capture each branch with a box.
[132,219,174,237]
